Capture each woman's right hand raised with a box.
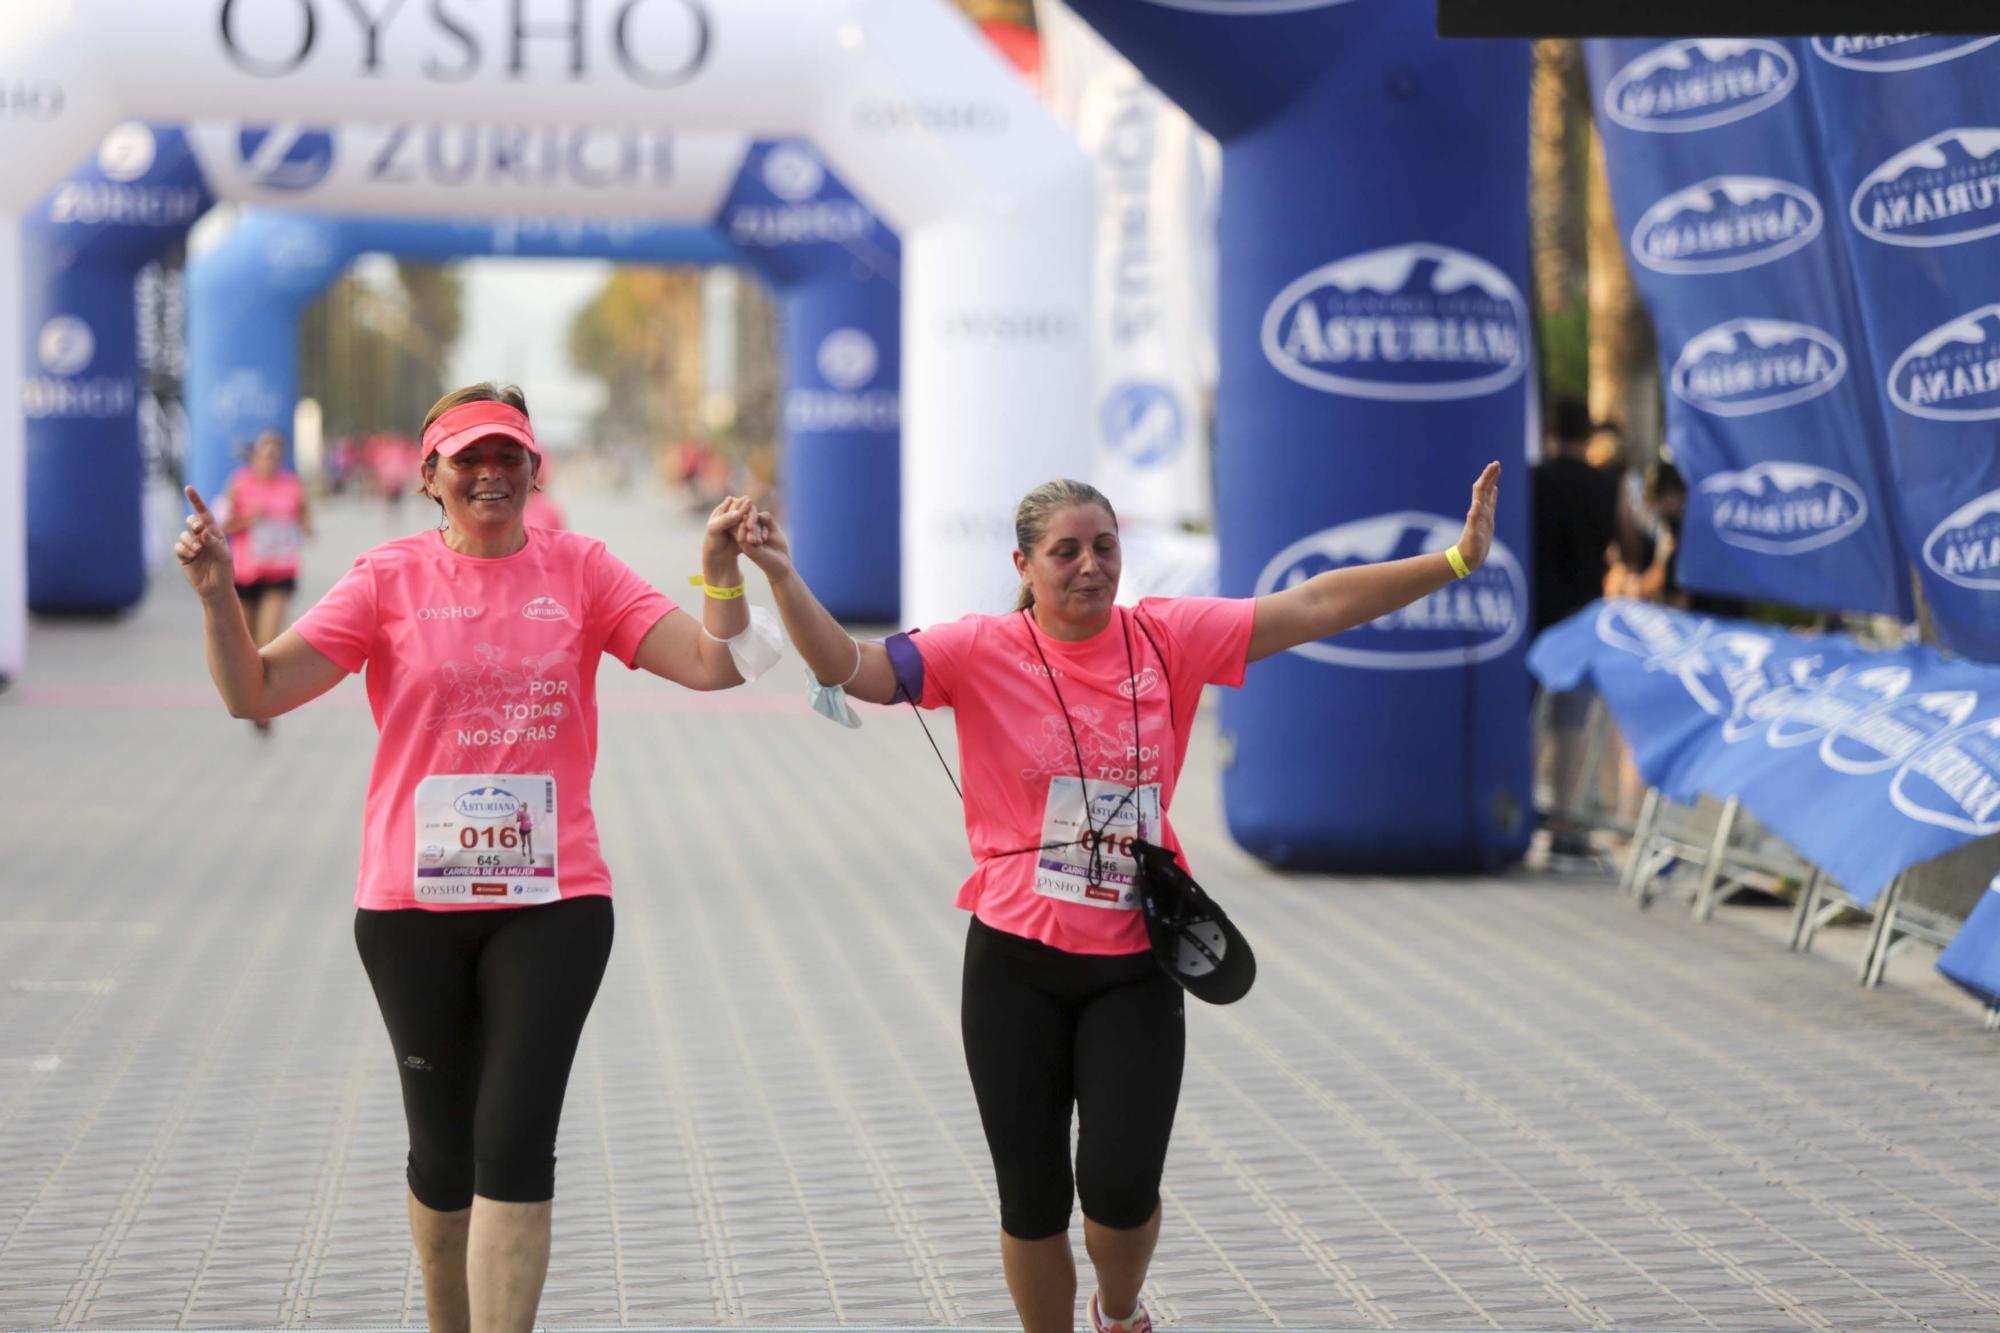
[736,509,793,582]
[175,486,235,600]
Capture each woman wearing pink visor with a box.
[176,382,767,1332]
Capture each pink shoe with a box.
[1089,1291,1152,1333]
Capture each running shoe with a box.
[1088,1291,1152,1333]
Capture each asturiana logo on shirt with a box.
[1851,128,2000,248]
[453,786,522,820]
[1118,668,1162,699]
[1254,512,1524,670]
[1670,318,1847,416]
[1631,175,1822,274]
[1602,39,1795,134]
[1923,490,2000,589]
[1261,243,1527,402]
[522,596,570,622]
[1810,34,2000,72]
[1887,303,2000,420]
[1699,462,1868,555]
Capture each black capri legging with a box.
[354,895,613,1211]
[961,915,1185,1239]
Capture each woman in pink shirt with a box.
[738,464,1500,1333]
[222,431,313,731]
[176,383,764,1333]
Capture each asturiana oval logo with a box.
[1893,715,2000,834]
[522,596,570,622]
[1603,39,1796,134]
[1766,664,1911,747]
[1820,689,1977,775]
[453,786,521,821]
[1671,318,1846,416]
[1923,488,2000,589]
[1887,303,2000,420]
[1810,34,2000,72]
[1632,175,1821,274]
[1851,128,2000,248]
[1254,512,1524,669]
[1699,462,1867,555]
[1261,244,1526,402]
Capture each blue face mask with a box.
[807,673,862,728]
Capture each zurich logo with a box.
[1100,381,1184,467]
[1254,512,1525,670]
[1887,303,2000,420]
[1603,39,1796,134]
[453,786,522,821]
[1810,34,2000,71]
[211,369,281,422]
[1766,664,1911,748]
[760,142,824,203]
[1923,489,2000,589]
[1631,175,1821,274]
[1670,318,1846,416]
[816,328,877,390]
[1262,243,1527,402]
[37,317,94,376]
[1700,462,1867,555]
[96,122,157,183]
[1821,689,1977,775]
[1893,715,2000,835]
[236,124,335,191]
[1851,129,2000,248]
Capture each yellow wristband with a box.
[688,574,746,600]
[1444,545,1471,580]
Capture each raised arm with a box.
[631,496,755,691]
[1247,462,1501,663]
[737,513,902,706]
[176,485,346,719]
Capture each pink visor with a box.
[421,400,540,460]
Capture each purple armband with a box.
[884,631,924,705]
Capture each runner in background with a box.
[221,430,313,733]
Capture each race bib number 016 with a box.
[1033,777,1161,911]
[414,774,558,904]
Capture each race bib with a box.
[1033,777,1161,911]
[248,518,301,563]
[414,774,558,904]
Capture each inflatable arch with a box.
[0,0,1092,678]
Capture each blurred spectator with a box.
[1607,458,1749,619]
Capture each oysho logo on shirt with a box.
[1603,39,1796,134]
[1261,243,1527,402]
[1631,175,1822,274]
[1810,34,2000,72]
[417,605,482,621]
[1700,462,1868,555]
[1254,513,1525,670]
[1851,128,2000,248]
[1670,318,1847,416]
[522,596,570,622]
[1887,303,2000,420]
[1923,489,2000,589]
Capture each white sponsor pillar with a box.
[0,217,22,681]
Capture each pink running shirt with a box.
[292,527,675,911]
[910,598,1256,955]
[226,468,307,584]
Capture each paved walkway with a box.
[3,486,1999,1331]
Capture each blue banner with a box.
[1068,0,1533,871]
[1937,873,2000,1006]
[720,141,902,621]
[1584,39,1912,620]
[1800,38,2000,661]
[1530,600,2000,905]
[25,124,210,611]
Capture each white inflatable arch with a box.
[0,0,1093,677]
